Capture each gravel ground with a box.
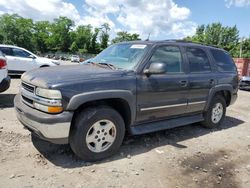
[0,77,250,188]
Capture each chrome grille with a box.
[22,82,35,93]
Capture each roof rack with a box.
[163,39,219,48]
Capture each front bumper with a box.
[239,81,250,90]
[14,94,73,144]
[0,76,11,93]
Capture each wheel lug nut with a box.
[102,137,105,140]
[95,135,98,139]
[104,132,107,135]
[97,131,100,134]
[98,139,101,142]
[102,129,105,132]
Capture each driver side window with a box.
[12,48,31,58]
[149,46,183,73]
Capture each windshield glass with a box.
[86,43,149,70]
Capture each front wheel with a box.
[201,95,226,128]
[69,106,125,161]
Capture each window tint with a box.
[211,49,236,72]
[12,48,31,58]
[149,46,182,73]
[0,47,12,56]
[187,47,211,73]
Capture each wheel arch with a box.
[67,90,136,129]
[205,84,233,111]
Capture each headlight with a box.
[36,88,62,99]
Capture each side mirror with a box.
[28,55,36,59]
[144,62,167,75]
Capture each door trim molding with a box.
[188,101,206,105]
[140,103,187,112]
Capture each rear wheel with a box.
[69,106,125,161]
[201,95,226,128]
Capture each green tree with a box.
[112,31,141,44]
[69,41,78,53]
[47,17,74,52]
[32,21,50,53]
[100,23,110,50]
[74,25,92,52]
[184,23,239,56]
[0,14,34,50]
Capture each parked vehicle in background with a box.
[0,51,10,93]
[71,55,80,63]
[239,76,250,90]
[0,45,60,75]
[15,40,238,161]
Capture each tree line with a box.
[185,23,250,58]
[0,14,249,58]
[0,14,141,55]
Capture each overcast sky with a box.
[0,0,249,40]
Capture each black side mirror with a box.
[28,55,36,59]
[144,62,167,75]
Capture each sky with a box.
[0,0,249,40]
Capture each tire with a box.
[201,95,226,128]
[69,106,125,161]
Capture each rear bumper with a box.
[0,76,11,92]
[14,94,73,144]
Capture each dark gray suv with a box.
[14,40,238,161]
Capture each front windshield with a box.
[87,43,149,70]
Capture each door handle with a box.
[179,80,188,87]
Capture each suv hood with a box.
[21,64,126,88]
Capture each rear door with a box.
[136,45,189,123]
[185,46,215,113]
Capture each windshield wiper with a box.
[86,61,117,70]
[99,62,117,70]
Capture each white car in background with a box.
[71,55,80,63]
[0,45,60,75]
[0,51,10,93]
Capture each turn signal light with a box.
[48,106,63,113]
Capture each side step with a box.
[130,114,204,135]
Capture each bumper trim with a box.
[14,94,72,144]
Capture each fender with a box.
[66,90,136,124]
[204,84,233,111]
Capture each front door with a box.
[136,45,189,123]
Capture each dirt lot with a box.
[0,78,250,188]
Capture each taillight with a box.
[0,59,7,69]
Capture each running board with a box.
[130,114,204,135]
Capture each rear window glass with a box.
[211,49,236,72]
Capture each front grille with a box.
[22,82,35,93]
[22,95,33,106]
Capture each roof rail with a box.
[164,39,219,48]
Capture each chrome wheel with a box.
[211,103,223,124]
[86,120,117,153]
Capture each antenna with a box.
[145,32,151,41]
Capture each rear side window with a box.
[210,49,236,72]
[12,48,31,58]
[0,47,12,56]
[186,47,211,73]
